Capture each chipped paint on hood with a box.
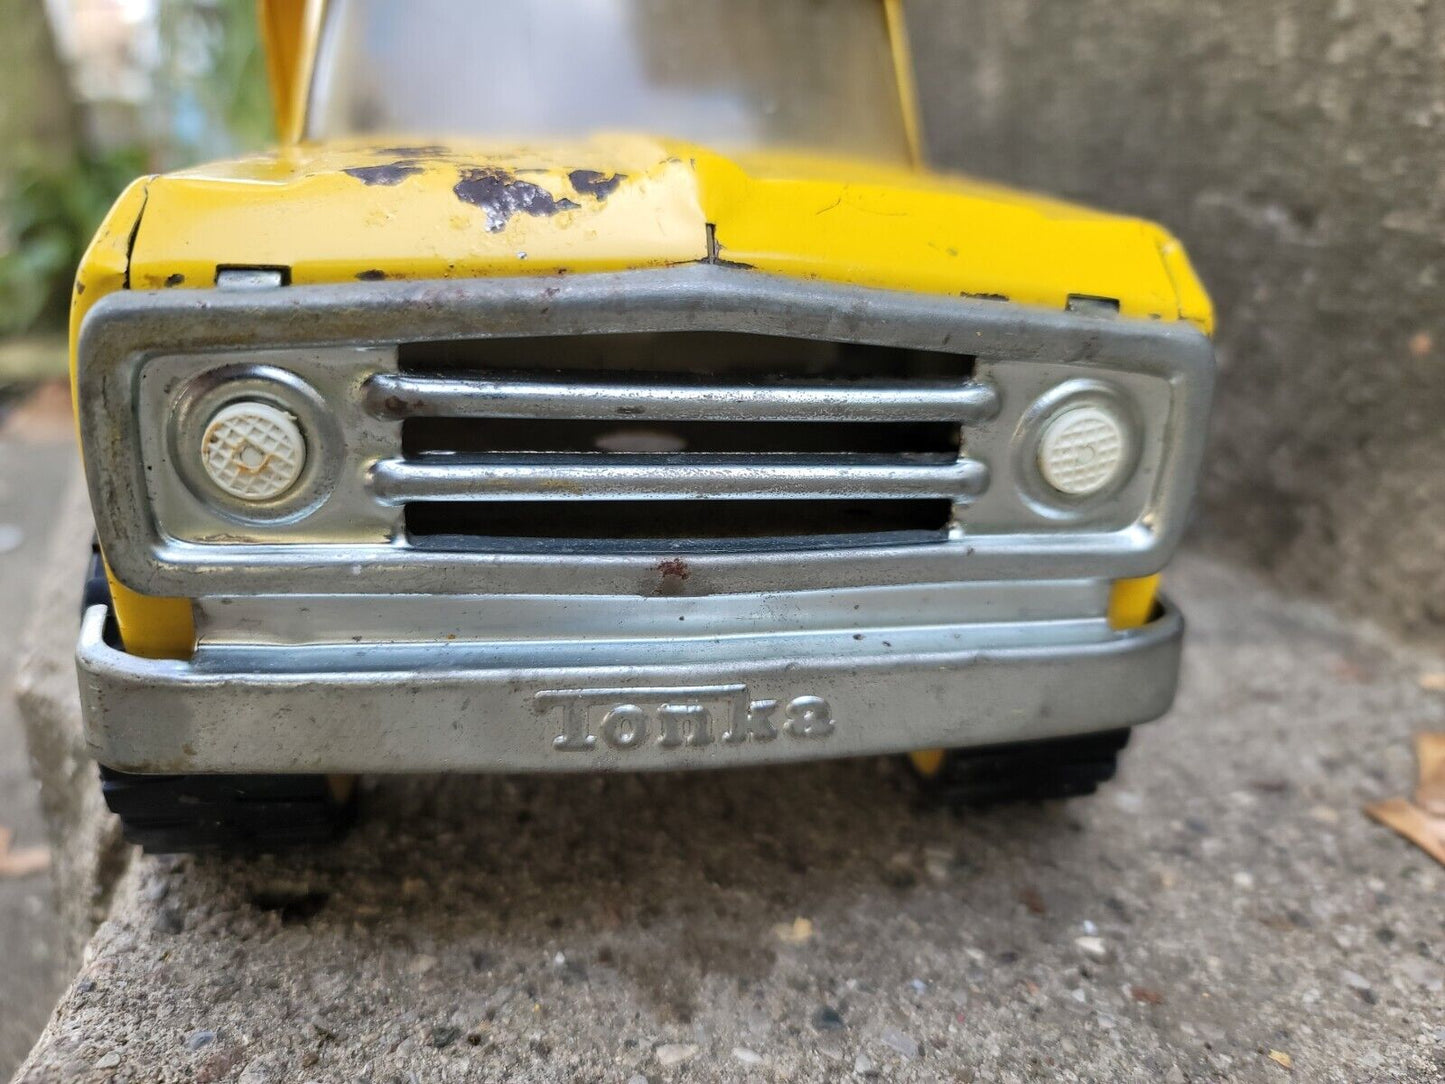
[129,136,709,289]
[125,134,1211,333]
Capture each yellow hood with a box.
[125,135,1211,333]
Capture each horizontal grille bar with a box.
[365,372,999,424]
[370,455,989,504]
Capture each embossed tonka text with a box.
[537,685,835,752]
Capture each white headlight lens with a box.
[1037,404,1127,496]
[200,401,306,501]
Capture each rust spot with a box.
[75,282,86,295]
[654,557,691,597]
[381,395,415,417]
[703,223,755,270]
[356,269,388,281]
[569,169,625,200]
[657,558,690,581]
[343,162,423,186]
[164,273,185,288]
[453,168,580,232]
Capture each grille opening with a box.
[399,331,975,383]
[395,331,973,551]
[403,418,962,458]
[405,499,954,550]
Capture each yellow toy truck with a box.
[73,0,1214,851]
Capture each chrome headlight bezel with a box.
[1012,378,1144,521]
[168,364,341,524]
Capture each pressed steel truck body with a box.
[72,0,1213,850]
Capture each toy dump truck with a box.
[73,0,1214,852]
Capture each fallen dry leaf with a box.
[0,826,51,878]
[1365,798,1445,866]
[1017,885,1047,915]
[1128,985,1166,1005]
[1268,1050,1293,1071]
[1416,733,1445,814]
[772,917,814,945]
[1365,733,1445,867]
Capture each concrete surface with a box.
[11,553,1445,1084]
[0,402,78,1079]
[13,463,129,974]
[908,0,1445,650]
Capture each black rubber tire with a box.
[81,540,111,616]
[84,545,357,854]
[99,768,357,854]
[909,728,1132,808]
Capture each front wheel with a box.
[905,729,1132,808]
[99,768,358,854]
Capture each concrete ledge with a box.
[13,554,1445,1083]
[14,473,128,972]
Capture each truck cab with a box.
[73,0,1213,851]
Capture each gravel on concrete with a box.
[11,553,1445,1083]
[13,466,128,976]
[0,421,79,1078]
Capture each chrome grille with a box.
[363,332,995,547]
[82,267,1215,596]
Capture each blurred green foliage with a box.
[0,147,147,337]
[157,0,274,160]
[0,0,272,338]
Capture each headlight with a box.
[200,401,307,501]
[1036,403,1127,497]
[167,364,340,523]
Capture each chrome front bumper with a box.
[76,595,1184,774]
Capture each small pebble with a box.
[1075,935,1110,961]
[95,1051,121,1070]
[854,1053,879,1076]
[812,1005,846,1031]
[881,1028,919,1058]
[655,1043,699,1068]
[185,1029,217,1051]
[238,1056,284,1084]
[1233,871,1256,890]
[815,1034,847,1061]
[731,1047,764,1066]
